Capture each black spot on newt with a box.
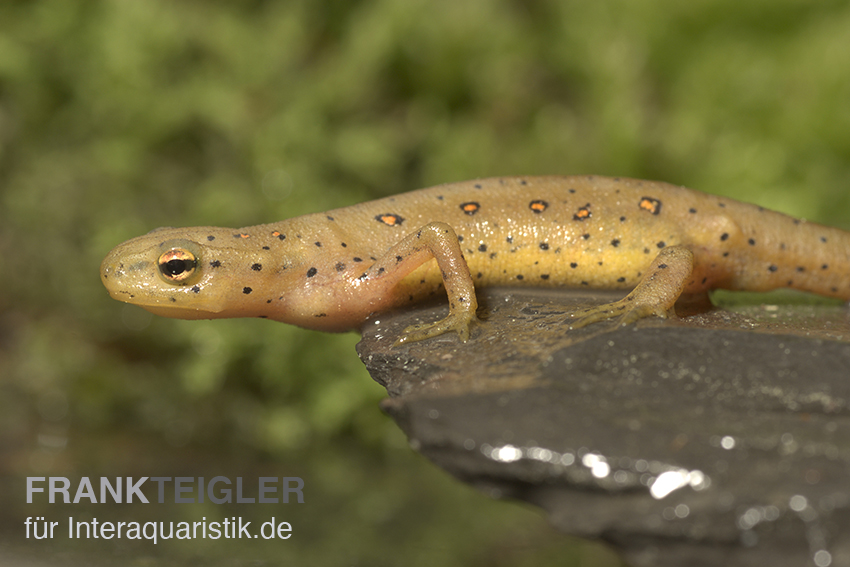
[262,246,270,250]
[748,238,756,246]
[243,287,252,294]
[516,274,524,280]
[210,260,222,268]
[396,255,403,263]
[720,233,729,241]
[191,286,200,293]
[617,277,626,283]
[689,208,697,214]
[306,267,317,278]
[353,257,362,262]
[611,239,620,247]
[821,236,828,243]
[207,235,215,241]
[326,215,334,221]
[314,241,322,247]
[335,262,346,272]
[582,233,590,240]
[822,264,829,270]
[768,265,778,272]
[478,244,487,252]
[541,274,550,280]
[251,263,262,271]
[657,241,665,248]
[539,242,549,250]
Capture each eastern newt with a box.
[101,176,850,344]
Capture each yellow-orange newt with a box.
[101,176,850,344]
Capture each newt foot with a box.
[394,311,477,346]
[567,297,672,329]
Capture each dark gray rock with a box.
[357,288,850,567]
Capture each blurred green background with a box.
[1,0,849,565]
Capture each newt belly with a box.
[100,176,850,344]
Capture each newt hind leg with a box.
[568,246,695,329]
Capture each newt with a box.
[100,176,850,344]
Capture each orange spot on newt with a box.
[376,213,405,226]
[460,202,481,215]
[529,200,549,213]
[573,205,591,221]
[639,197,662,215]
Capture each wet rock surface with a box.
[357,288,850,567]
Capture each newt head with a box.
[100,226,292,320]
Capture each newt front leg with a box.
[357,222,479,345]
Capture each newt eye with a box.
[158,248,197,283]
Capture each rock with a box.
[356,288,850,567]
